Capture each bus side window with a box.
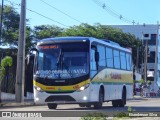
[106,47,113,68]
[91,46,98,78]
[126,53,132,70]
[120,51,127,70]
[97,45,106,67]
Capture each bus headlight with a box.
[77,84,90,92]
[34,86,44,92]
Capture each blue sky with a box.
[5,0,160,28]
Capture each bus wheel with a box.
[94,89,104,109]
[86,104,91,108]
[79,104,85,107]
[112,100,119,107]
[47,103,57,109]
[119,89,126,107]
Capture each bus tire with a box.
[86,104,91,108]
[94,88,104,109]
[112,100,119,107]
[79,104,85,107]
[47,103,57,109]
[119,89,126,107]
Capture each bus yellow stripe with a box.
[33,79,90,92]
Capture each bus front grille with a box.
[45,95,76,102]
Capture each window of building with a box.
[106,47,113,68]
[144,34,149,38]
[151,34,157,40]
[148,51,155,63]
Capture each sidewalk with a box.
[128,95,148,101]
[0,99,35,108]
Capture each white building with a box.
[111,25,160,94]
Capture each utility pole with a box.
[136,47,139,72]
[15,0,26,103]
[141,32,144,76]
[144,39,148,84]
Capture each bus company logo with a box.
[58,87,62,91]
[2,112,11,117]
[46,87,55,90]
[110,72,121,79]
[73,85,80,90]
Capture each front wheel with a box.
[47,103,57,109]
[94,89,104,109]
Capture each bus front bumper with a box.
[34,86,92,105]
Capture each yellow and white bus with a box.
[32,37,133,109]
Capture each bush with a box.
[1,56,13,68]
[81,113,107,120]
[0,56,13,82]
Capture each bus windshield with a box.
[35,42,89,79]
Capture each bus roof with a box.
[37,37,131,53]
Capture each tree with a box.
[0,5,32,52]
[0,5,19,43]
[33,25,63,39]
[62,23,141,65]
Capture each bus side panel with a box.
[91,68,133,101]
[126,84,133,99]
[89,83,100,102]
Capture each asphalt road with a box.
[1,97,160,120]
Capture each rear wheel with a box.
[86,104,92,108]
[94,89,104,109]
[47,103,57,109]
[79,104,85,107]
[112,100,119,107]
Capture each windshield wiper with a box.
[56,49,63,70]
[56,50,74,78]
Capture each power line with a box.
[5,0,69,27]
[39,0,82,24]
[92,0,138,25]
[26,8,69,27]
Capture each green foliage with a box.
[0,66,5,81]
[0,56,13,82]
[62,23,141,65]
[80,112,107,120]
[0,5,32,53]
[1,56,13,68]
[1,5,20,43]
[33,25,63,39]
[128,106,134,113]
[114,112,128,118]
[147,80,151,85]
[139,79,145,85]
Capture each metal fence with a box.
[0,49,17,94]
